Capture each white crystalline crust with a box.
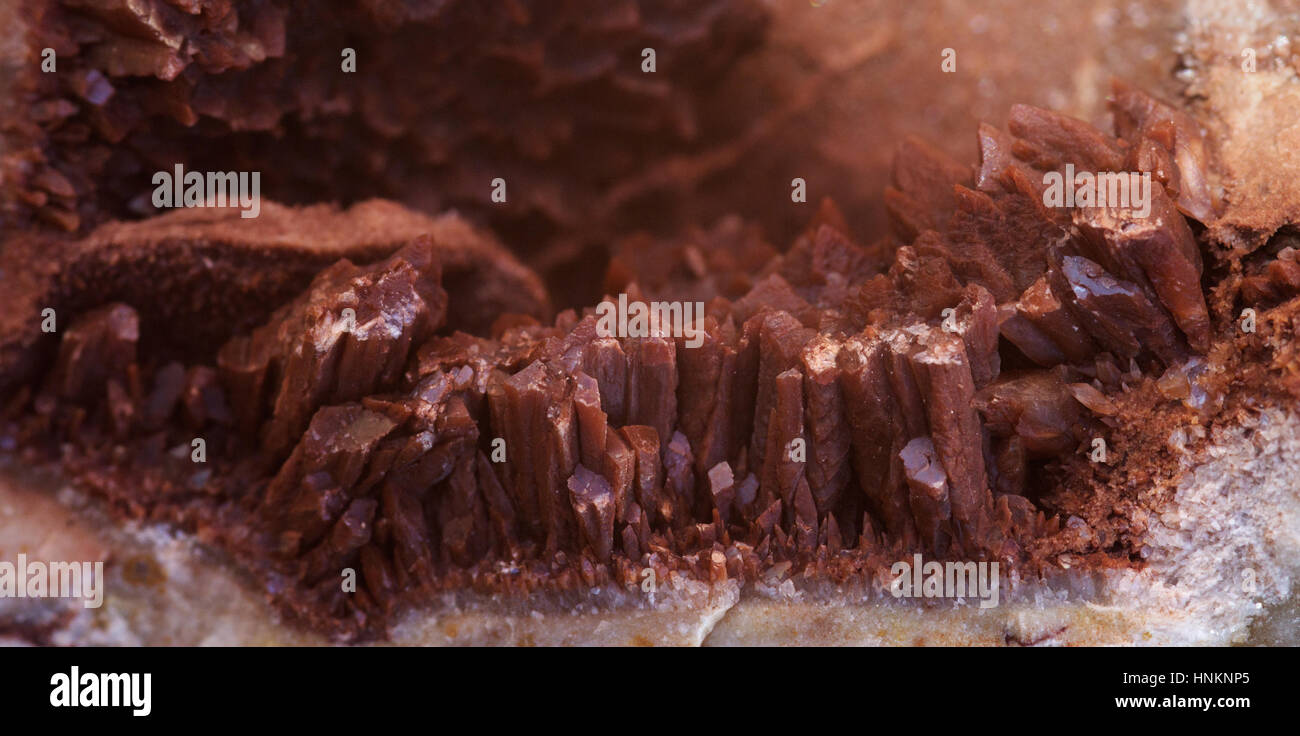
[708,406,1300,646]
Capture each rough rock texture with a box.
[2,0,767,309]
[1175,0,1300,253]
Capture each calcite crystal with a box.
[0,79,1290,642]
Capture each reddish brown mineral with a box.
[0,81,1244,641]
